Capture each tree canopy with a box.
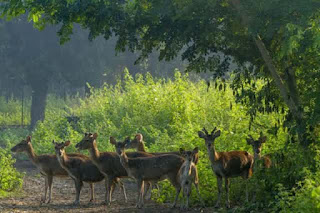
[1,0,320,145]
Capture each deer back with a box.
[126,154,184,181]
[214,151,254,178]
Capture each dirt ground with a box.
[0,160,216,213]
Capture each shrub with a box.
[0,149,24,197]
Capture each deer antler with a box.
[211,127,217,135]
[202,127,209,135]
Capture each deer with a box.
[75,132,155,205]
[10,136,96,204]
[126,133,199,164]
[52,140,105,205]
[246,133,271,169]
[198,127,254,208]
[178,147,205,210]
[110,136,184,209]
[126,133,200,198]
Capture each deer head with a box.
[246,133,267,156]
[125,133,143,149]
[198,127,221,148]
[11,136,32,153]
[53,140,71,157]
[110,136,131,156]
[76,132,98,150]
[179,147,199,162]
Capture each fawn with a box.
[11,136,95,203]
[198,127,254,208]
[111,136,184,209]
[178,147,205,209]
[75,132,154,205]
[246,133,271,169]
[52,140,104,205]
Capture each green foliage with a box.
[3,71,319,211]
[0,149,24,197]
[0,96,30,126]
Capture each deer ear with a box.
[246,138,253,145]
[179,148,185,155]
[260,136,267,143]
[136,134,143,142]
[214,130,221,137]
[84,132,88,136]
[110,137,116,145]
[26,136,31,142]
[124,137,131,145]
[93,133,98,139]
[193,147,199,154]
[198,131,206,138]
[64,141,71,146]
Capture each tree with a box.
[1,0,319,145]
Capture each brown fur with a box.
[75,133,154,205]
[10,136,94,203]
[53,141,104,205]
[198,127,254,208]
[246,134,272,169]
[111,137,184,209]
[127,133,199,164]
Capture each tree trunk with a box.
[30,83,48,129]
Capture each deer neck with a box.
[26,145,39,165]
[119,152,129,169]
[207,144,219,163]
[57,152,69,169]
[138,141,146,152]
[89,141,101,162]
[183,160,192,177]
[254,153,262,160]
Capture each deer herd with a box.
[11,127,271,209]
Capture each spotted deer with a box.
[126,133,199,164]
[75,133,154,205]
[111,136,184,209]
[11,136,95,204]
[198,127,254,208]
[52,140,104,205]
[177,147,205,210]
[246,133,271,169]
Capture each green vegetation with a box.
[2,71,319,211]
[0,149,24,197]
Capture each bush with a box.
[0,149,24,197]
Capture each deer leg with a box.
[118,180,127,203]
[194,182,205,207]
[225,178,230,208]
[186,188,190,210]
[156,183,161,197]
[41,176,48,203]
[89,183,95,202]
[73,180,83,205]
[46,175,53,204]
[180,186,185,210]
[170,177,181,209]
[144,181,150,199]
[105,177,114,205]
[215,176,222,208]
[136,179,144,208]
